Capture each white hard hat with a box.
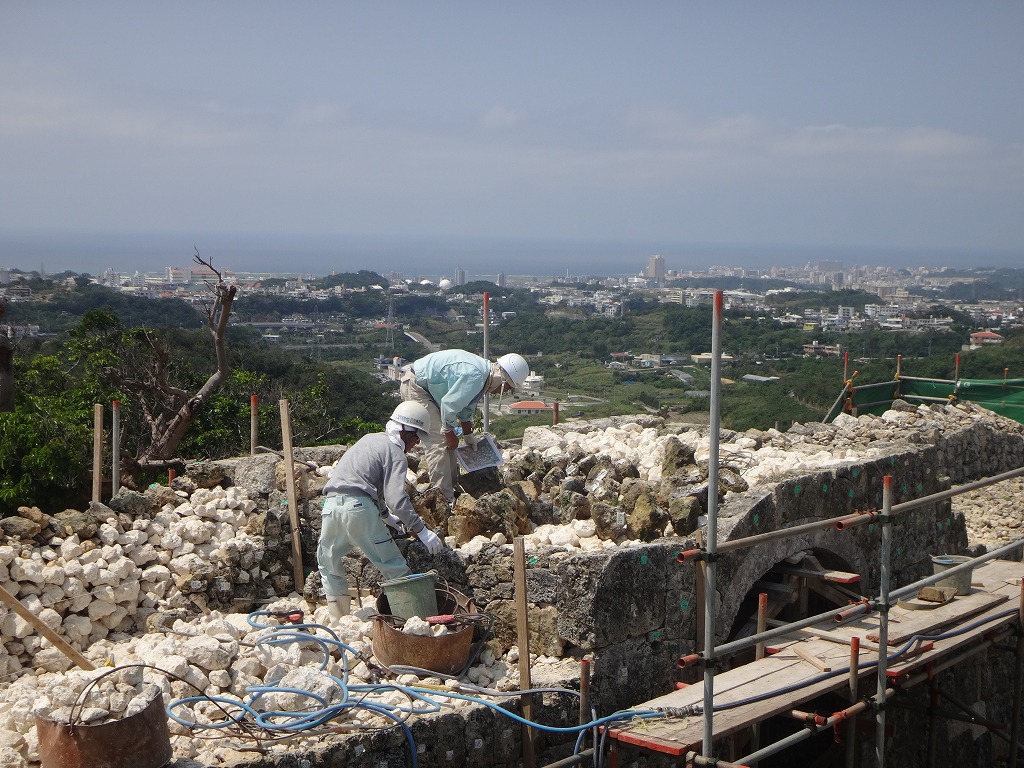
[391,401,430,438]
[496,353,529,389]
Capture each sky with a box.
[1,2,1023,276]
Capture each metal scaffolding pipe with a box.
[854,397,903,409]
[927,680,939,768]
[933,689,1012,733]
[875,477,893,768]
[538,748,593,768]
[689,533,1024,669]
[482,292,490,434]
[579,658,593,760]
[898,631,1006,689]
[677,510,878,565]
[726,510,876,552]
[1011,620,1024,768]
[897,376,960,386]
[701,601,867,662]
[890,464,1024,514]
[702,290,724,761]
[889,536,1024,602]
[826,386,852,419]
[733,627,1015,768]
[843,380,899,393]
[892,697,1015,732]
[737,695,877,766]
[683,751,750,768]
[678,465,1024,564]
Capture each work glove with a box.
[443,429,459,451]
[417,527,444,554]
[462,432,478,448]
[382,513,405,533]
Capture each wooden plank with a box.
[775,564,861,584]
[972,559,1024,588]
[768,638,851,669]
[0,583,95,671]
[279,399,304,593]
[868,591,1008,644]
[769,621,882,653]
[643,648,809,710]
[752,579,798,598]
[806,579,864,607]
[610,559,1024,757]
[610,641,881,754]
[794,645,832,672]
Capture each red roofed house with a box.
[969,330,1004,349]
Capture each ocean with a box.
[0,228,1018,282]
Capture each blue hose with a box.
[168,612,664,767]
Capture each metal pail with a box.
[36,693,172,768]
[372,587,478,675]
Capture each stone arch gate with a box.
[551,446,966,715]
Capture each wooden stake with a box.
[755,592,768,660]
[92,403,103,503]
[250,394,259,456]
[513,536,536,768]
[279,399,304,593]
[111,400,120,497]
[0,583,95,671]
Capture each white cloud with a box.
[776,124,987,158]
[479,106,522,129]
[625,108,769,146]
[290,102,351,127]
[0,85,252,148]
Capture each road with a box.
[405,330,441,353]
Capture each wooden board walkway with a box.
[607,559,1024,756]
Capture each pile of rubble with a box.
[1,400,1022,767]
[455,400,1024,548]
[954,475,1024,551]
[0,596,531,766]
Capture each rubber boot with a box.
[326,595,351,619]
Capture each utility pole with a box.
[385,291,395,349]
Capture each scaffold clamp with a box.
[676,548,721,564]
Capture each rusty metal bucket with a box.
[36,693,172,768]
[372,586,478,675]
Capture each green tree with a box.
[0,348,102,513]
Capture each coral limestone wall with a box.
[1,401,1022,767]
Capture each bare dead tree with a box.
[132,249,237,468]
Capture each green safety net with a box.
[824,376,1024,425]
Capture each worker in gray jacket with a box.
[317,401,443,618]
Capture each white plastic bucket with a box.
[931,555,974,596]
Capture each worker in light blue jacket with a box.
[401,349,528,502]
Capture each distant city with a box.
[3,246,1021,347]
[1,228,1021,285]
